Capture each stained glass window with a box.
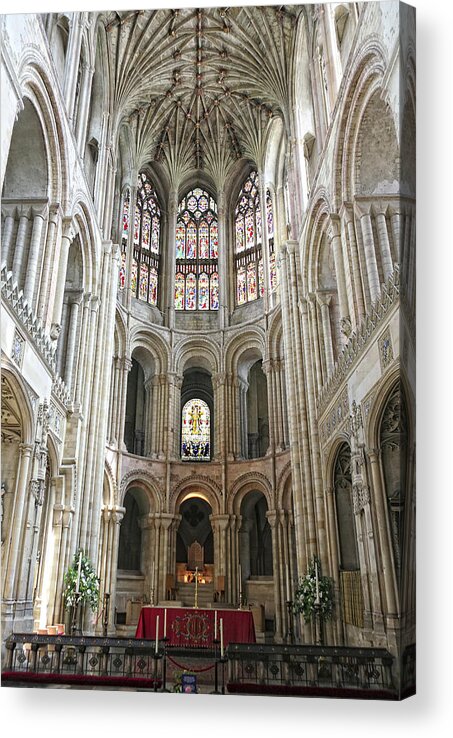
[119,188,130,291]
[235,176,277,304]
[235,171,262,305]
[130,172,161,306]
[175,188,219,311]
[181,399,211,461]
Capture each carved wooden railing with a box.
[226,643,399,699]
[3,633,162,689]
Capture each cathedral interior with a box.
[1,3,416,694]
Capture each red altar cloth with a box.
[135,607,256,649]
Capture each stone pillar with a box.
[367,449,397,616]
[373,203,393,281]
[3,444,33,601]
[388,203,401,261]
[74,292,93,406]
[316,291,335,376]
[1,210,16,268]
[64,291,83,393]
[37,204,61,323]
[217,189,227,328]
[23,205,48,306]
[328,215,351,340]
[64,13,86,122]
[11,206,30,281]
[342,204,365,322]
[51,218,76,334]
[75,63,95,152]
[238,377,248,459]
[258,173,270,313]
[167,188,178,328]
[357,205,380,303]
[116,357,132,450]
[306,296,323,393]
[266,511,282,640]
[125,181,138,311]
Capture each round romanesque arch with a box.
[170,474,222,516]
[229,471,274,515]
[119,468,162,513]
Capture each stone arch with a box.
[229,472,273,515]
[129,327,169,376]
[276,461,293,509]
[303,189,334,296]
[323,431,352,495]
[332,37,388,207]
[365,365,413,451]
[0,361,35,445]
[70,198,98,296]
[103,460,118,507]
[170,475,222,516]
[114,306,128,358]
[225,327,266,375]
[119,469,162,513]
[17,50,69,205]
[174,336,220,377]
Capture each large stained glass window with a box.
[181,399,211,461]
[234,172,276,304]
[175,188,219,311]
[131,172,161,306]
[118,187,130,291]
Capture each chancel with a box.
[1,3,415,698]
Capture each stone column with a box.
[316,291,335,376]
[64,291,83,393]
[217,189,227,328]
[373,203,393,281]
[75,63,95,153]
[11,206,30,281]
[357,204,380,303]
[258,172,270,313]
[116,357,132,451]
[37,204,61,323]
[367,449,397,616]
[342,204,365,322]
[64,13,86,122]
[262,360,275,452]
[266,511,282,640]
[388,202,401,261]
[238,377,248,459]
[51,218,76,334]
[1,210,16,268]
[74,292,93,407]
[166,188,178,328]
[106,506,125,633]
[328,215,351,340]
[3,444,33,601]
[306,296,323,393]
[23,205,48,306]
[125,181,137,311]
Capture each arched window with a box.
[235,171,264,305]
[334,443,359,571]
[118,186,130,292]
[175,188,219,311]
[130,172,161,306]
[181,398,211,461]
[235,173,276,303]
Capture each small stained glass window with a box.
[181,399,211,461]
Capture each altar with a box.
[135,607,256,649]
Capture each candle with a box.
[220,618,224,658]
[163,608,167,639]
[315,561,320,605]
[75,551,82,594]
[155,615,159,654]
[214,610,218,640]
[286,564,290,602]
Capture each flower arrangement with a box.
[63,549,100,613]
[293,556,334,623]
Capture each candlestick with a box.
[315,561,320,605]
[194,566,199,608]
[214,610,218,640]
[155,615,159,654]
[75,551,82,594]
[163,608,167,638]
[220,618,224,658]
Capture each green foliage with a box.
[63,549,100,612]
[293,556,334,623]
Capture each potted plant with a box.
[63,549,100,635]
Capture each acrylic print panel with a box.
[0,3,415,703]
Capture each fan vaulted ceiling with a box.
[104,5,301,185]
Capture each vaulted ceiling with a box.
[104,5,301,185]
